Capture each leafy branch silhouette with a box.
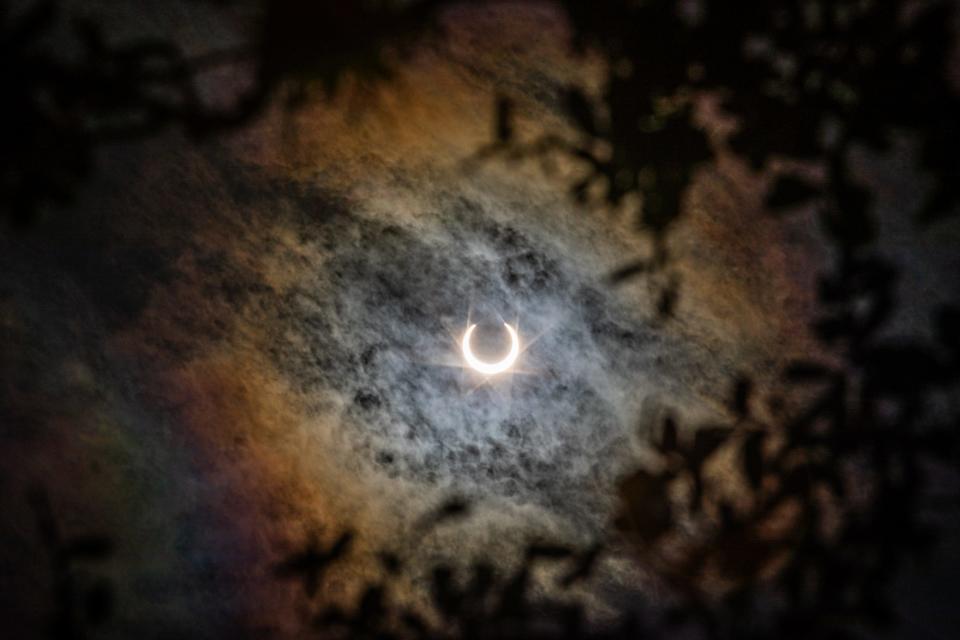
[4,1,960,638]
[27,487,115,640]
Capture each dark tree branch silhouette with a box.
[3,1,960,638]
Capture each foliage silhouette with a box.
[3,0,960,638]
[275,531,354,598]
[0,0,452,225]
[26,487,115,640]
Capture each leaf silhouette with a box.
[607,259,650,284]
[431,565,461,618]
[657,283,678,318]
[617,469,673,542]
[691,426,732,465]
[785,360,834,383]
[274,531,353,597]
[766,174,821,212]
[936,305,960,353]
[419,497,471,530]
[559,544,603,587]
[525,543,574,561]
[563,87,598,137]
[731,376,752,418]
[63,536,114,560]
[742,431,765,490]
[83,581,114,626]
[658,415,678,453]
[496,95,514,143]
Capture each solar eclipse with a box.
[7,2,939,637]
[461,322,520,375]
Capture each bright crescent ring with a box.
[461,322,520,375]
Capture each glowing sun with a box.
[461,322,520,375]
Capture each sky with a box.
[2,2,957,638]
